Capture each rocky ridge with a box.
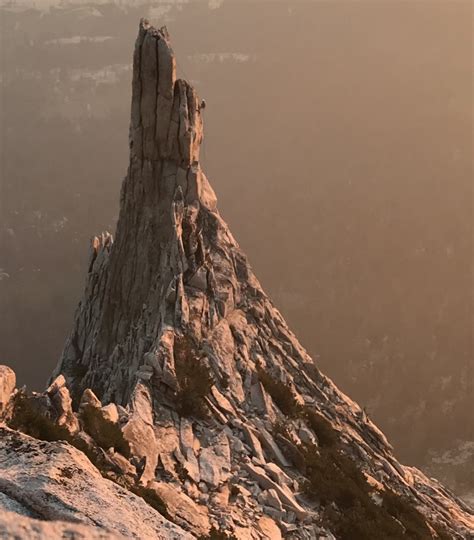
[1,19,473,540]
[0,425,190,539]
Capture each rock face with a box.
[0,366,15,415]
[3,19,472,540]
[0,426,192,539]
[51,19,207,406]
[0,510,126,540]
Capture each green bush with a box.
[302,443,368,509]
[174,336,213,418]
[382,490,433,539]
[302,442,433,539]
[220,373,230,389]
[256,364,301,417]
[9,392,73,443]
[272,420,307,471]
[303,408,339,448]
[431,523,454,540]
[69,362,88,379]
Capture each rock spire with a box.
[38,20,474,539]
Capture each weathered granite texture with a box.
[0,426,193,539]
[0,510,126,540]
[4,19,471,540]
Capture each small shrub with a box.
[303,408,339,448]
[175,461,190,483]
[69,362,88,379]
[272,420,307,471]
[229,483,240,500]
[334,505,402,540]
[382,490,433,539]
[432,523,454,540]
[272,419,294,441]
[9,392,73,443]
[301,441,434,540]
[220,373,230,390]
[256,365,301,417]
[302,443,368,509]
[174,336,213,418]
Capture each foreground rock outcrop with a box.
[0,426,191,539]
[1,19,473,540]
[0,511,125,540]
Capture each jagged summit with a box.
[53,18,217,403]
[21,19,474,538]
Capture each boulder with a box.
[0,427,193,539]
[298,425,317,445]
[258,488,283,511]
[79,389,129,457]
[187,266,208,291]
[199,432,231,488]
[263,462,293,488]
[8,391,73,442]
[257,515,282,540]
[46,375,79,435]
[106,448,137,479]
[0,365,16,414]
[122,385,158,484]
[250,381,275,421]
[199,446,231,488]
[80,388,102,409]
[136,365,154,381]
[179,419,200,482]
[149,481,210,535]
[243,462,309,521]
[101,403,120,424]
[210,386,236,416]
[253,420,290,468]
[242,424,265,463]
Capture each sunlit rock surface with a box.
[0,426,193,539]
[0,511,126,540]
[1,19,472,540]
